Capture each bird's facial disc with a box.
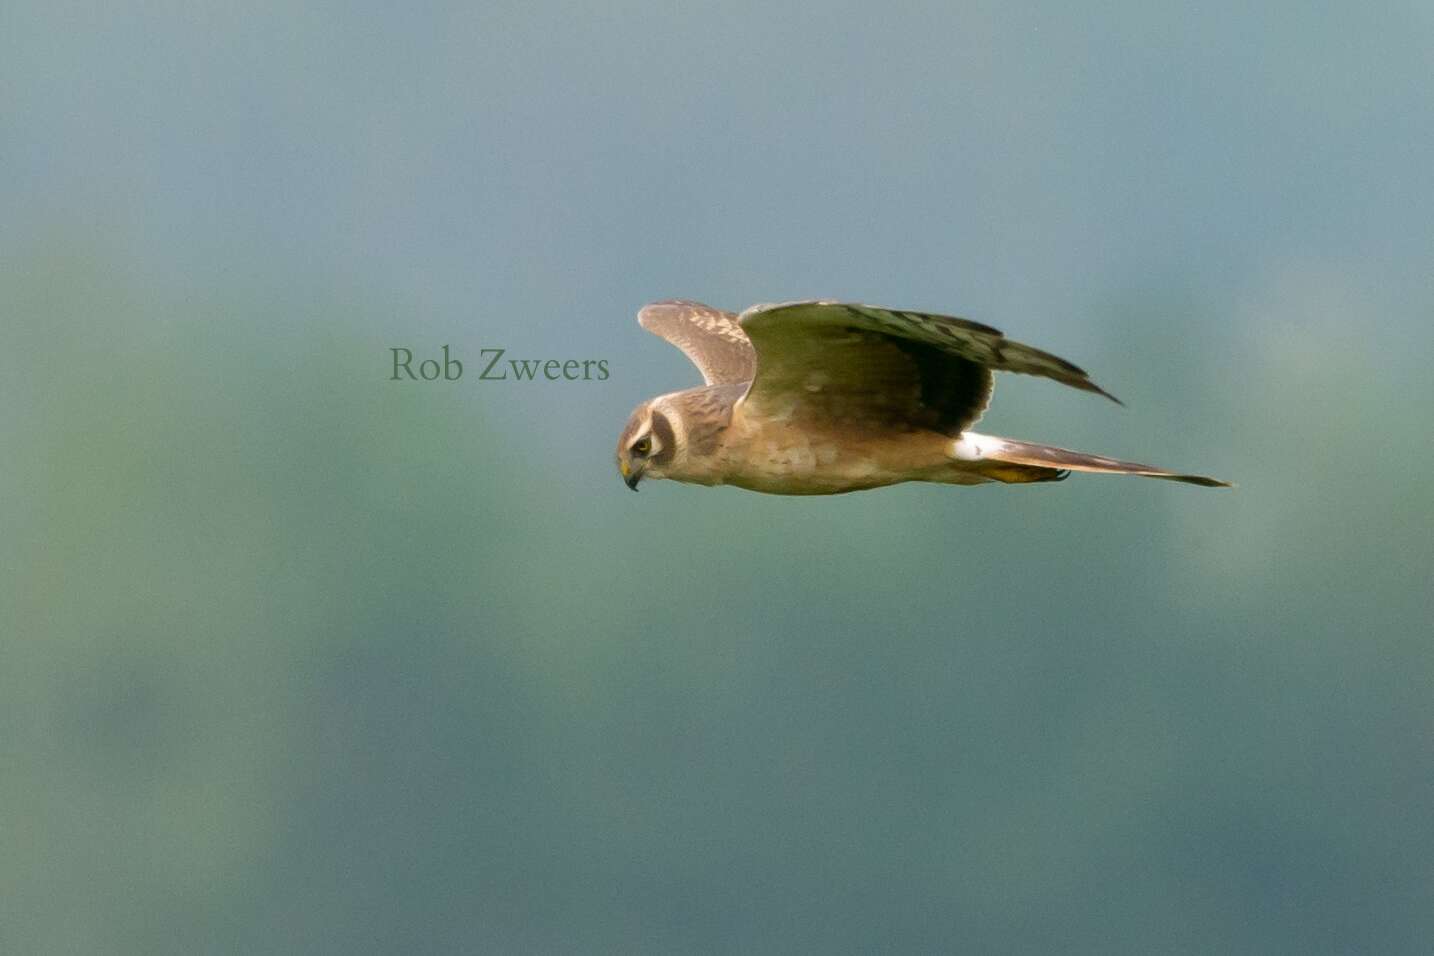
[616,407,673,491]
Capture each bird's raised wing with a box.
[736,300,1120,434]
[637,300,757,386]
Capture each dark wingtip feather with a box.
[1077,378,1124,406]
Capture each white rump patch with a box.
[951,432,1003,462]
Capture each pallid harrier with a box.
[616,300,1229,494]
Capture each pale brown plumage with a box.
[616,299,1230,494]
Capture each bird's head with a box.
[616,400,676,491]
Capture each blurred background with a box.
[4,3,1433,953]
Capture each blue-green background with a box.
[5,4,1433,953]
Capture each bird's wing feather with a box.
[742,300,1120,398]
[637,300,757,386]
[735,300,1117,434]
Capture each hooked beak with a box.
[619,458,642,491]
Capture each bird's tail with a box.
[952,433,1231,488]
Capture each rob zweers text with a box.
[389,346,609,382]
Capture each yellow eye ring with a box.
[632,437,651,455]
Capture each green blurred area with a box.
[5,3,1434,953]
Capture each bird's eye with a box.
[632,437,651,456]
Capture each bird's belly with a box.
[718,427,948,495]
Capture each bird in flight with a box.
[616,300,1229,494]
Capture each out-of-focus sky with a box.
[4,4,1433,953]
